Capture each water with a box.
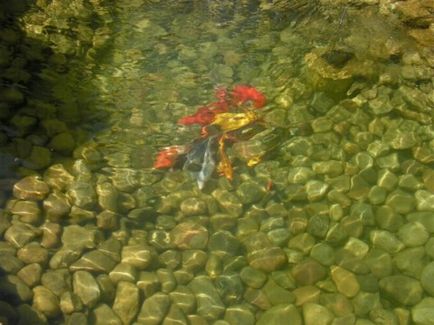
[0,0,434,323]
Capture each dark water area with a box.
[0,0,433,324]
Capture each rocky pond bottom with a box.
[1,0,434,324]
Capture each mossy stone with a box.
[28,146,52,170]
[48,132,75,154]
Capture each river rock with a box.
[43,192,71,222]
[112,281,139,325]
[379,275,423,306]
[412,297,434,325]
[4,222,39,248]
[170,222,208,250]
[397,221,429,247]
[67,181,97,209]
[257,304,302,325]
[43,164,74,191]
[292,259,327,286]
[179,197,208,216]
[0,251,23,275]
[330,265,360,298]
[137,292,170,324]
[302,302,334,325]
[62,225,100,252]
[189,275,225,321]
[0,275,33,303]
[70,250,117,273]
[17,263,42,287]
[212,189,243,217]
[32,286,60,318]
[17,242,48,265]
[224,304,255,325]
[59,291,83,315]
[415,190,434,211]
[421,262,434,296]
[121,244,156,269]
[72,271,100,308]
[13,176,49,201]
[90,304,122,325]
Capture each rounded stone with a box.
[112,281,140,325]
[397,221,429,247]
[32,286,60,318]
[287,167,314,184]
[43,192,71,222]
[385,190,416,214]
[28,146,52,170]
[48,132,76,154]
[240,266,267,289]
[9,200,41,224]
[236,181,266,204]
[291,259,327,286]
[13,176,49,201]
[72,271,100,308]
[17,242,48,265]
[412,298,434,325]
[170,222,209,250]
[257,304,302,325]
[379,275,423,306]
[330,265,360,298]
[421,262,434,296]
[180,197,208,216]
[302,302,334,325]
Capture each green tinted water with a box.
[1,0,434,324]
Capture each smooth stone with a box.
[0,251,24,273]
[303,302,334,325]
[0,300,17,324]
[240,266,267,289]
[330,265,360,298]
[243,287,271,310]
[137,272,160,298]
[189,275,225,321]
[137,292,170,324]
[43,164,74,192]
[121,244,156,269]
[17,263,42,287]
[364,249,393,278]
[368,186,387,205]
[374,205,403,232]
[48,132,75,154]
[408,212,434,233]
[288,233,316,254]
[109,263,137,284]
[263,278,295,306]
[59,292,83,314]
[157,268,177,293]
[320,293,353,317]
[13,176,49,201]
[412,297,434,325]
[385,190,416,214]
[96,274,116,304]
[397,221,429,247]
[67,182,97,209]
[96,182,119,212]
[310,243,335,266]
[376,153,400,171]
[370,230,404,254]
[0,275,33,303]
[9,200,41,224]
[215,274,244,305]
[70,250,117,273]
[212,189,243,217]
[415,190,434,211]
[40,222,62,249]
[72,271,100,308]
[112,281,139,325]
[41,269,72,297]
[169,285,196,315]
[287,167,314,184]
[182,250,207,273]
[90,304,122,325]
[312,160,344,177]
[43,192,71,222]
[293,286,320,306]
[32,286,60,318]
[224,304,255,325]
[292,259,327,286]
[256,304,302,325]
[208,230,240,257]
[62,225,99,252]
[305,180,329,201]
[28,146,52,170]
[236,181,266,204]
[399,174,422,191]
[159,249,181,270]
[4,222,39,248]
[379,275,423,306]
[17,242,48,265]
[179,197,208,216]
[352,291,381,317]
[170,222,208,250]
[394,247,426,278]
[343,237,369,259]
[98,238,121,263]
[96,210,119,230]
[421,262,434,296]
[248,246,287,272]
[163,304,188,325]
[307,214,330,238]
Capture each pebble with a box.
[62,225,99,252]
[330,265,360,298]
[212,189,243,217]
[164,304,188,324]
[397,221,429,247]
[379,275,423,306]
[4,222,39,248]
[0,251,24,273]
[13,176,49,201]
[179,197,208,216]
[291,259,327,286]
[412,297,434,325]
[236,181,266,204]
[415,190,434,211]
[90,303,121,325]
[385,190,416,214]
[287,167,314,184]
[59,291,83,314]
[248,246,287,273]
[170,222,209,250]
[257,304,302,325]
[312,160,344,177]
[9,200,41,224]
[137,292,170,324]
[32,286,60,318]
[112,281,140,324]
[224,304,255,325]
[72,271,100,308]
[17,242,48,265]
[137,271,160,298]
[43,164,74,192]
[121,244,156,269]
[43,192,71,221]
[17,263,42,287]
[420,262,434,296]
[302,302,334,325]
[189,275,225,321]
[370,230,404,253]
[0,275,33,303]
[70,250,117,273]
[109,263,137,283]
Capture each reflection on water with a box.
[0,0,434,324]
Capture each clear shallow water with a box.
[1,0,434,324]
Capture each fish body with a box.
[153,145,190,169]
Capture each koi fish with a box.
[184,137,217,189]
[232,85,266,109]
[211,111,258,132]
[153,145,190,169]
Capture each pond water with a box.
[0,0,434,324]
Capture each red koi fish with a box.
[232,85,266,109]
[153,145,189,169]
[178,88,230,126]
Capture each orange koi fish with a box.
[153,145,189,169]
